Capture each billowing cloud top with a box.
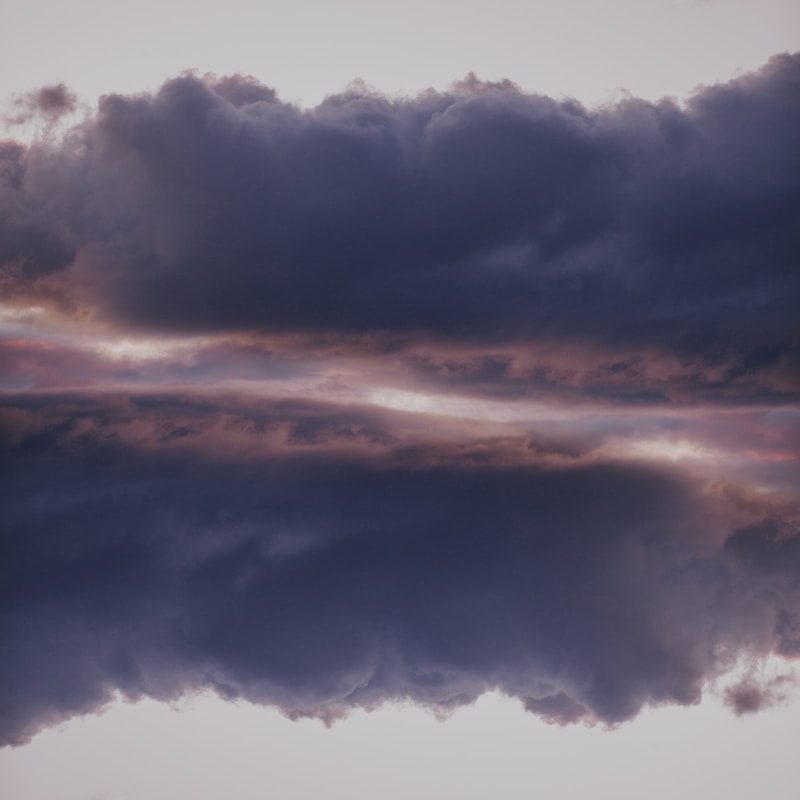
[2,54,798,356]
[0,54,799,747]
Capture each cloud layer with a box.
[1,54,799,746]
[1,393,798,745]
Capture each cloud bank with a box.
[1,54,799,746]
[1,394,798,745]
[1,54,798,360]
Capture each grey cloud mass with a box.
[1,53,799,748]
[0,54,798,362]
[0,394,798,745]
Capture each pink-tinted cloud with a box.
[1,53,798,748]
[1,390,798,745]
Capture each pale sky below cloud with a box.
[2,684,799,800]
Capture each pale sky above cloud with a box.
[1,0,799,112]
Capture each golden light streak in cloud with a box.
[92,336,198,362]
[365,387,582,423]
[621,438,720,463]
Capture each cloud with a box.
[0,392,797,746]
[0,54,798,750]
[0,54,797,367]
[3,84,77,125]
[4,326,800,408]
[724,674,796,715]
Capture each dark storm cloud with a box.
[0,141,77,283]
[1,55,799,749]
[1,393,798,746]
[0,55,798,363]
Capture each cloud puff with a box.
[0,55,798,365]
[1,393,797,746]
[3,84,77,125]
[724,674,796,715]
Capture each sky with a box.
[1,0,800,110]
[0,0,799,797]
